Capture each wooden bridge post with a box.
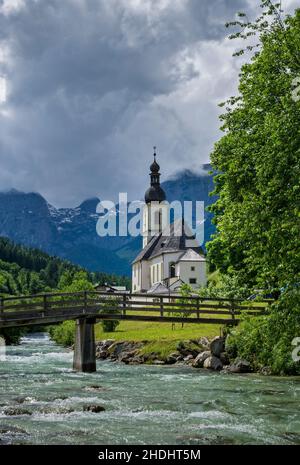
[160,296,163,317]
[73,317,96,373]
[83,291,88,314]
[0,297,3,318]
[42,294,48,318]
[196,298,200,320]
[122,294,127,316]
[230,300,235,322]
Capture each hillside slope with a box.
[0,166,216,275]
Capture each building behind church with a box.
[132,151,207,294]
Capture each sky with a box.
[0,0,298,207]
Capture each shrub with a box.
[226,288,300,375]
[197,273,251,299]
[0,327,28,345]
[100,296,121,333]
[49,320,75,347]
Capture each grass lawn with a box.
[94,320,223,359]
[94,319,222,343]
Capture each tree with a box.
[226,287,300,375]
[207,3,300,291]
[168,284,194,329]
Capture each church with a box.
[132,150,207,294]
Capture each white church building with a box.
[132,151,207,294]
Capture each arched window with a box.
[153,209,162,230]
[169,262,176,278]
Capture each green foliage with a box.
[226,288,300,375]
[99,296,121,333]
[49,321,75,347]
[207,5,300,291]
[58,270,94,293]
[91,271,131,290]
[0,237,82,295]
[167,284,194,329]
[0,327,28,345]
[197,273,251,299]
[49,271,94,346]
[0,237,131,297]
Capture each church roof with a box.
[132,219,205,264]
[146,282,170,294]
[144,185,166,203]
[178,249,206,262]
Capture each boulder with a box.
[224,359,252,373]
[165,355,177,365]
[183,354,194,362]
[153,360,165,365]
[203,355,223,371]
[118,350,137,363]
[83,385,106,392]
[198,337,210,348]
[83,404,105,413]
[234,359,251,373]
[101,339,115,347]
[4,407,32,416]
[176,340,201,357]
[260,366,272,376]
[129,355,144,364]
[96,349,108,359]
[220,352,230,366]
[210,337,225,357]
[107,341,142,362]
[192,351,211,368]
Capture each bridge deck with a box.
[0,291,271,329]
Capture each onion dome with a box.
[144,147,166,204]
[150,156,160,173]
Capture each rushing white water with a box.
[0,333,299,445]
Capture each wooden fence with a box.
[0,290,272,328]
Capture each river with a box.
[0,333,299,445]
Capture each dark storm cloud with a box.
[0,0,260,206]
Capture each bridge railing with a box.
[0,290,272,328]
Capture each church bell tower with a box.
[143,148,169,248]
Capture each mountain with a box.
[0,165,216,275]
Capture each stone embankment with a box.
[95,337,252,373]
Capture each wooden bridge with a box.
[0,291,270,372]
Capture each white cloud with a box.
[0,0,284,207]
[0,76,6,102]
[0,0,25,16]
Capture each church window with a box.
[189,278,197,284]
[169,262,176,278]
[191,266,195,271]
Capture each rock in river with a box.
[192,351,211,368]
[203,356,223,371]
[83,404,106,413]
[224,358,251,373]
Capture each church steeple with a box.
[149,148,161,187]
[144,147,166,204]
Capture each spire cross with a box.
[153,146,156,159]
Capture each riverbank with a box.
[95,336,254,374]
